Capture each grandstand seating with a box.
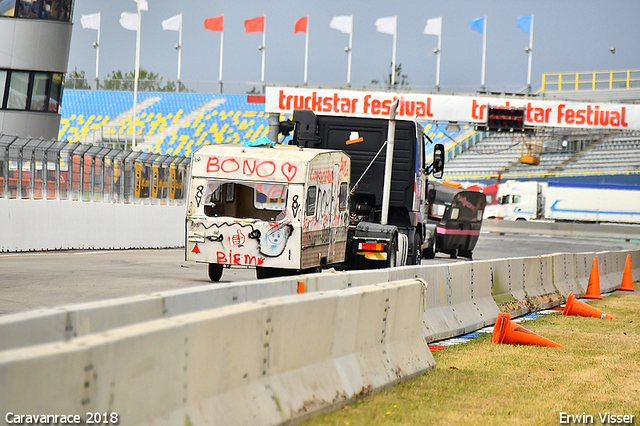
[58,90,640,184]
[59,91,155,143]
[442,129,640,180]
[59,91,271,156]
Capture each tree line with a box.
[67,68,187,92]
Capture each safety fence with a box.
[0,135,190,204]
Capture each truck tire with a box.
[208,263,224,282]
[423,240,435,259]
[408,232,422,265]
[386,234,398,268]
[458,249,473,259]
[256,267,278,279]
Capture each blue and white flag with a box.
[517,15,532,33]
[470,16,485,34]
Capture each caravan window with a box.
[202,180,288,221]
[254,184,287,210]
[338,182,348,211]
[306,186,317,216]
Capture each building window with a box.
[1,69,63,113]
[2,0,72,21]
[7,71,29,110]
[17,0,39,18]
[0,70,6,108]
[0,0,17,16]
[49,72,62,112]
[30,72,50,111]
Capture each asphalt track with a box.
[1,232,639,316]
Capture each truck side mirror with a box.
[432,143,445,179]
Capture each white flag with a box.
[80,13,100,30]
[375,16,396,35]
[133,0,148,12]
[120,12,138,31]
[330,15,352,34]
[162,13,181,31]
[424,16,442,36]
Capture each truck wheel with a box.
[409,233,422,265]
[256,267,276,279]
[386,235,398,268]
[459,249,473,259]
[208,264,224,282]
[423,240,435,259]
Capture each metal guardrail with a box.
[541,69,640,92]
[0,135,189,204]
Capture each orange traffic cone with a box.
[491,312,564,348]
[619,255,636,292]
[297,281,305,294]
[562,292,616,320]
[583,256,603,300]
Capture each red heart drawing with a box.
[281,162,297,182]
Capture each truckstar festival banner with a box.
[265,86,640,131]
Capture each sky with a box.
[67,0,640,95]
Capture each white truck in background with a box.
[495,180,640,223]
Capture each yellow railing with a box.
[541,69,640,92]
[443,170,640,180]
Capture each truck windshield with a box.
[203,180,288,220]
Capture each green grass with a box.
[302,294,640,426]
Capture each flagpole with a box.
[480,15,487,90]
[94,11,101,90]
[435,16,442,91]
[303,15,309,85]
[176,12,182,93]
[219,18,224,94]
[391,15,397,86]
[347,14,353,87]
[260,14,266,92]
[526,15,534,94]
[133,8,142,149]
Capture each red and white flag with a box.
[245,15,265,33]
[120,12,138,31]
[424,16,442,36]
[132,0,148,12]
[81,13,100,30]
[162,13,181,32]
[375,16,396,35]
[294,16,308,34]
[330,15,352,34]
[204,15,223,32]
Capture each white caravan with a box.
[185,144,350,281]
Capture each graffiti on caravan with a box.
[275,90,433,118]
[206,156,298,181]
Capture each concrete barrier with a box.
[550,253,583,297]
[491,257,529,316]
[0,279,433,426]
[2,249,638,352]
[522,256,561,310]
[0,295,164,351]
[0,199,185,252]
